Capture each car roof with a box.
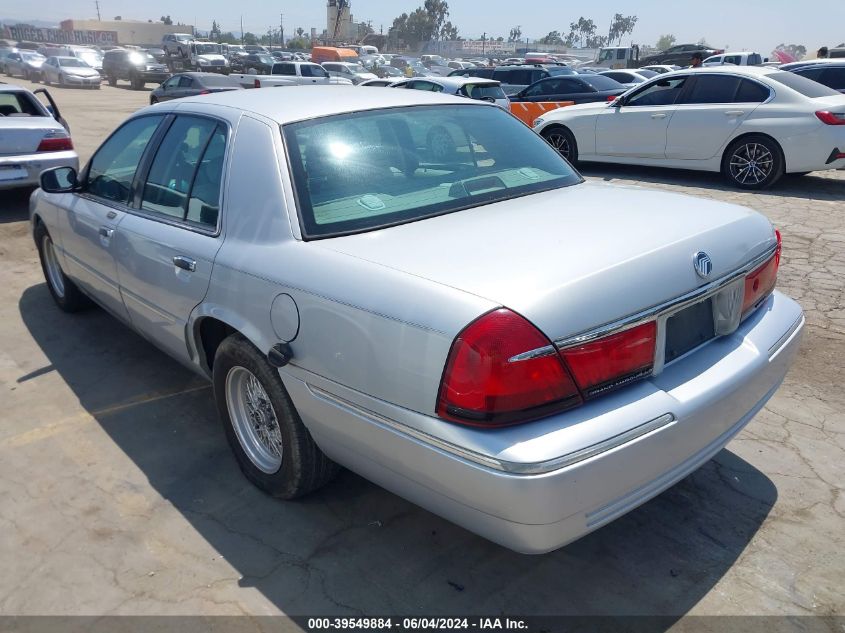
[0,82,29,92]
[413,76,499,87]
[172,85,485,123]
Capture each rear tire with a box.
[721,134,784,190]
[213,334,339,499]
[108,75,117,87]
[542,126,578,165]
[34,222,91,313]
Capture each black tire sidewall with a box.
[723,135,784,190]
[213,334,317,499]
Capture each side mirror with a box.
[40,167,78,193]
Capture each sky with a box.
[2,0,843,54]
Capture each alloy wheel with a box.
[225,366,283,474]
[729,143,774,186]
[42,235,66,299]
[546,132,572,161]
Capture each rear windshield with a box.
[581,75,625,90]
[637,69,659,78]
[461,83,507,100]
[0,91,46,116]
[283,105,581,239]
[767,71,840,97]
[199,74,240,87]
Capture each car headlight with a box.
[533,117,545,127]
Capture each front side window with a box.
[625,76,688,106]
[822,67,845,89]
[301,65,328,78]
[178,76,194,88]
[87,116,164,204]
[141,116,221,222]
[617,49,626,60]
[284,105,582,239]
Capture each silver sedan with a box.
[30,87,803,553]
[41,56,101,89]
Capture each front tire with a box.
[542,126,578,164]
[213,334,339,499]
[35,223,90,313]
[722,135,784,190]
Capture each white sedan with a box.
[598,69,658,88]
[533,66,845,189]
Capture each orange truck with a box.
[509,101,575,127]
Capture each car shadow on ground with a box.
[1,188,32,224]
[580,163,845,201]
[19,283,777,621]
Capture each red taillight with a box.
[607,95,618,101]
[742,255,778,315]
[37,135,73,152]
[560,321,656,399]
[437,309,582,426]
[775,228,782,267]
[815,111,845,125]
[254,79,261,88]
[198,89,211,95]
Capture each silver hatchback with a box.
[31,87,803,553]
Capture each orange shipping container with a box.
[311,46,360,64]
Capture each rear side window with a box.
[735,79,770,102]
[822,68,845,89]
[767,71,840,97]
[275,63,295,76]
[141,116,225,229]
[681,75,742,103]
[748,54,762,65]
[796,67,825,81]
[87,116,164,204]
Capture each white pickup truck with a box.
[231,61,353,88]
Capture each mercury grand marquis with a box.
[30,87,804,553]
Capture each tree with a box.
[656,34,676,50]
[210,20,222,41]
[160,15,173,25]
[358,20,374,40]
[441,21,459,41]
[568,17,596,48]
[775,43,807,60]
[242,32,258,45]
[607,13,637,45]
[287,37,309,50]
[539,30,563,45]
[295,27,305,39]
[217,31,239,44]
[424,0,450,40]
[508,25,522,42]
[586,35,607,49]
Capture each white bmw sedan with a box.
[534,66,845,189]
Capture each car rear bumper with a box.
[284,291,803,554]
[0,151,79,190]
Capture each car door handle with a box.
[98,226,114,238]
[172,255,197,272]
[651,113,667,119]
[725,110,745,116]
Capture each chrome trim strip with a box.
[553,243,778,351]
[768,313,804,358]
[307,383,676,476]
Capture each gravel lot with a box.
[1,78,843,621]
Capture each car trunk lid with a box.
[0,116,63,155]
[316,182,776,342]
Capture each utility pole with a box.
[95,0,101,21]
[280,13,284,47]
[240,15,244,44]
[481,32,486,56]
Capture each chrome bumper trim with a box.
[307,383,675,476]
